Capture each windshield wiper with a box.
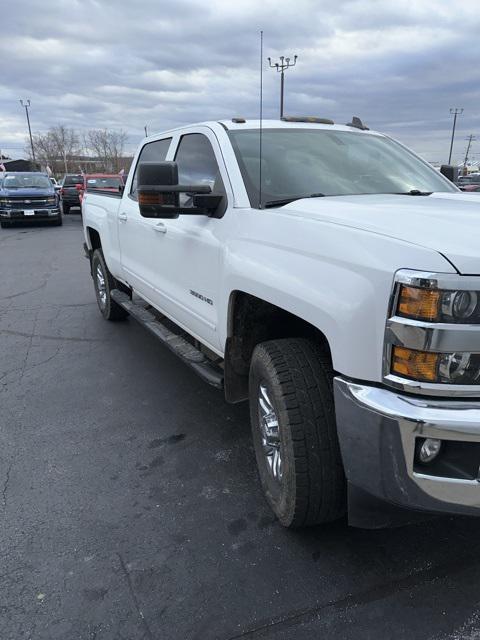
[263,193,325,208]
[397,189,432,196]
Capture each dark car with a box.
[60,174,84,214]
[0,172,62,228]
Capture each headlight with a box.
[47,197,57,205]
[384,270,480,395]
[397,285,480,323]
[392,346,480,384]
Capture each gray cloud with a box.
[1,0,479,164]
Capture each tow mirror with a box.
[137,161,224,219]
[440,165,456,183]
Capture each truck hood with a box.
[284,192,480,275]
[1,188,55,197]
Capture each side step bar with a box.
[110,289,224,389]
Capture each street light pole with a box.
[20,99,35,162]
[268,55,298,118]
[448,108,463,165]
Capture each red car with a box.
[78,174,124,203]
[459,184,480,192]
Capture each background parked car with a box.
[78,174,124,204]
[0,172,62,228]
[456,174,480,190]
[60,174,83,214]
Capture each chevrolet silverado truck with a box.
[82,117,480,529]
[0,171,62,227]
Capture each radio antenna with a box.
[258,30,263,209]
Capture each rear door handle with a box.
[119,212,128,221]
[153,222,167,234]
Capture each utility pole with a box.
[268,55,298,118]
[463,134,475,169]
[20,99,35,162]
[448,107,463,164]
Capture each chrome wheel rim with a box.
[258,383,282,484]
[96,263,107,309]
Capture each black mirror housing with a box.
[440,164,456,183]
[138,161,178,188]
[137,161,224,218]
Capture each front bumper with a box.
[0,208,60,221]
[334,377,480,519]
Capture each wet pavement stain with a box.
[148,433,186,449]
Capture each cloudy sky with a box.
[1,0,479,164]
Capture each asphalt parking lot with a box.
[2,213,480,640]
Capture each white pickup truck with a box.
[82,116,480,529]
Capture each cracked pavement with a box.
[2,216,480,639]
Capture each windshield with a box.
[63,175,83,186]
[2,173,52,189]
[86,177,122,189]
[228,128,457,207]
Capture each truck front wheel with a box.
[91,249,128,321]
[249,338,346,528]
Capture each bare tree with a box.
[29,126,80,175]
[50,126,80,173]
[86,129,128,172]
[28,126,129,175]
[29,132,57,171]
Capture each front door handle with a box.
[119,212,128,221]
[153,222,167,234]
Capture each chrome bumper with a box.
[334,377,480,516]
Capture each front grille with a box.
[6,198,52,209]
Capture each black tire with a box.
[53,214,63,226]
[63,203,70,215]
[0,221,10,229]
[91,249,128,321]
[249,338,346,528]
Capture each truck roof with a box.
[218,119,379,134]
[144,119,383,139]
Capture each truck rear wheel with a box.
[91,249,128,321]
[249,338,346,528]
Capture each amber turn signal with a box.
[397,285,441,322]
[391,346,439,382]
[138,192,164,205]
